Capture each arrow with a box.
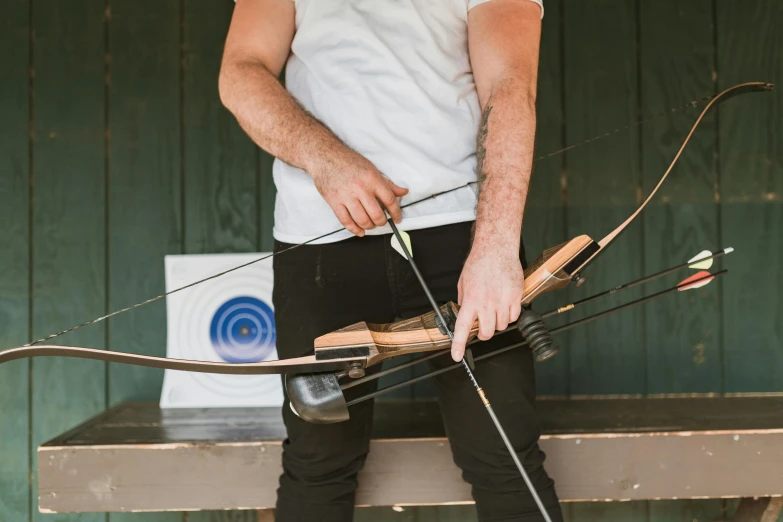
[386,217,551,522]
[688,247,733,270]
[542,247,733,317]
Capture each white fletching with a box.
[391,230,413,259]
[688,250,714,270]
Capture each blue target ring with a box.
[209,296,276,363]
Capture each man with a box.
[219,0,561,520]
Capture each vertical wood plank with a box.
[106,0,182,403]
[571,501,648,522]
[354,505,477,522]
[0,1,31,521]
[259,151,276,252]
[528,0,568,396]
[257,36,277,253]
[31,1,107,522]
[179,1,259,520]
[639,3,725,519]
[717,0,783,393]
[187,510,261,522]
[183,0,258,256]
[106,0,183,520]
[649,499,728,522]
[354,506,408,521]
[639,1,722,395]
[562,0,645,396]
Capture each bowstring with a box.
[533,94,712,161]
[23,91,714,348]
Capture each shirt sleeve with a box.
[468,0,544,19]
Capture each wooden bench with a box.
[38,397,783,520]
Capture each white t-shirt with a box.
[273,0,544,244]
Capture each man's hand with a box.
[311,151,408,236]
[451,246,524,361]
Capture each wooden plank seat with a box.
[38,397,783,518]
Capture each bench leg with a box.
[759,498,783,522]
[715,497,783,522]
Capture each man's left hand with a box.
[451,245,524,361]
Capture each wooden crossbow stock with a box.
[0,81,773,424]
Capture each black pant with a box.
[272,221,562,522]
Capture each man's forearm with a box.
[473,78,537,255]
[219,56,409,233]
[219,59,354,177]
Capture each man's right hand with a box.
[311,152,409,236]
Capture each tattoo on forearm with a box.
[475,105,492,195]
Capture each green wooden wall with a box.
[0,1,780,521]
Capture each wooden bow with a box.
[0,81,773,377]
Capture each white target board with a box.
[160,253,284,408]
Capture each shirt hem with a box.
[273,209,478,245]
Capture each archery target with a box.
[210,296,276,363]
[160,253,284,408]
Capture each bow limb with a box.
[597,82,773,251]
[529,81,775,287]
[0,345,364,375]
